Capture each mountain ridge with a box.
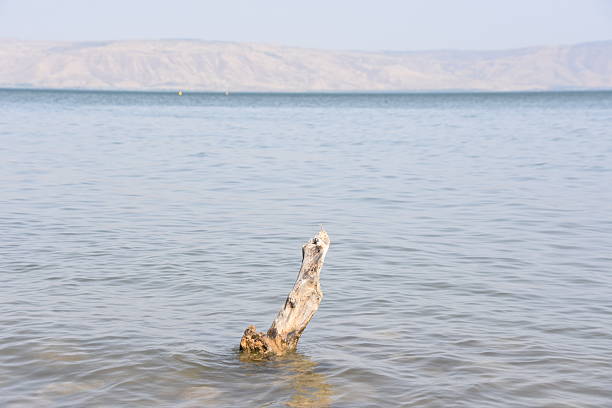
[1,39,611,92]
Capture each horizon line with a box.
[2,86,612,96]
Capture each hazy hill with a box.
[0,39,611,92]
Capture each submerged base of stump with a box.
[240,229,330,357]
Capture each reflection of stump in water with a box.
[240,229,330,357]
[284,354,333,408]
[238,351,333,407]
[239,352,334,408]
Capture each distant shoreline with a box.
[2,39,610,93]
[2,87,612,96]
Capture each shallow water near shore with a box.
[1,89,612,407]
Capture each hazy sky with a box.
[1,0,611,51]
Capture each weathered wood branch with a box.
[240,229,330,357]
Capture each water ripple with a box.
[2,90,612,406]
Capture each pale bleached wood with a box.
[240,229,330,357]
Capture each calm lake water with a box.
[1,89,612,407]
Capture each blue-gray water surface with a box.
[1,89,612,407]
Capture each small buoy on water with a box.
[178,90,183,96]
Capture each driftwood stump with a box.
[240,229,330,357]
